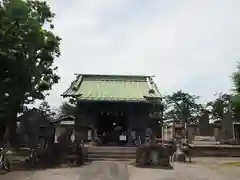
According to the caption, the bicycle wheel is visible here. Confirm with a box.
[29,150,37,166]
[3,157,11,172]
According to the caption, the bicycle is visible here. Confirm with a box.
[0,144,11,172]
[28,148,38,166]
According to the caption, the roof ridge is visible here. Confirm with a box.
[74,73,154,77]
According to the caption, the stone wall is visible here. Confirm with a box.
[190,144,240,157]
[162,124,222,143]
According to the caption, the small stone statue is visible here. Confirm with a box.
[172,144,186,162]
[172,140,191,163]
[181,141,192,163]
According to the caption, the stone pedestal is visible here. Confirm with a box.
[175,151,186,162]
[173,146,186,162]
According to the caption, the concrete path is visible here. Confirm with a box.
[0,161,129,180]
[129,158,240,180]
[1,158,240,180]
[129,163,229,180]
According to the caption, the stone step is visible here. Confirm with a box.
[85,146,137,152]
[86,153,135,159]
[84,146,136,161]
[86,150,136,154]
[85,157,134,162]
[192,141,220,145]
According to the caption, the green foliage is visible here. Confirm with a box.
[0,0,61,123]
[59,101,77,118]
[231,62,240,122]
[232,62,240,94]
[206,93,230,120]
[163,90,202,123]
[38,100,56,117]
[232,100,240,122]
[206,93,240,122]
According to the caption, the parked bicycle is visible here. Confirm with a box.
[28,148,38,165]
[0,144,11,172]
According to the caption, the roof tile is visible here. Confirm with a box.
[62,75,161,102]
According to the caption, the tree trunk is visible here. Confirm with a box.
[3,99,22,148]
[7,115,17,148]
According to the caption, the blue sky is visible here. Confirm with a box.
[44,0,240,108]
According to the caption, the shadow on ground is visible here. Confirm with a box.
[128,161,174,170]
[9,158,92,172]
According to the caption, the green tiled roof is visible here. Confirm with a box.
[62,74,161,102]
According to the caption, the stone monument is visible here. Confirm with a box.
[221,110,234,140]
[193,109,219,145]
[199,109,213,136]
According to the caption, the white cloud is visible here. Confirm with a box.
[44,0,240,108]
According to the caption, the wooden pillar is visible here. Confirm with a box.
[92,128,98,141]
[141,128,146,143]
[126,116,133,146]
[126,128,131,145]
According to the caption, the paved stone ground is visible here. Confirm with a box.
[1,158,240,180]
[129,157,240,180]
[0,161,128,180]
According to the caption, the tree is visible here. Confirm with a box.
[206,93,230,121]
[232,62,240,94]
[231,99,240,122]
[0,0,61,144]
[38,100,56,117]
[163,90,202,142]
[59,101,77,118]
[232,62,240,122]
[207,93,240,122]
[232,62,240,121]
[163,90,202,123]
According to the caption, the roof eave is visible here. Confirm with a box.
[76,99,152,103]
[61,93,82,98]
[143,96,162,100]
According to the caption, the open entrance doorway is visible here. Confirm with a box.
[234,123,240,144]
[97,112,127,145]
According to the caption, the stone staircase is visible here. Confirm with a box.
[84,145,137,162]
